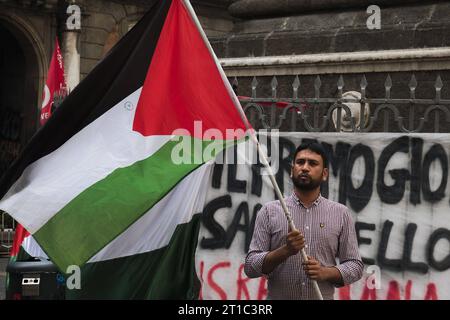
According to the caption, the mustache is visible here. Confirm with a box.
[298,173,310,178]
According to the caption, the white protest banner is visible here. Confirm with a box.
[197,132,450,300]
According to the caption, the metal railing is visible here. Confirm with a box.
[234,73,450,132]
[0,210,15,254]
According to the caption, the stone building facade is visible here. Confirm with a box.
[214,0,450,133]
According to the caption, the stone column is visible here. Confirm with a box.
[62,31,80,92]
[61,0,81,92]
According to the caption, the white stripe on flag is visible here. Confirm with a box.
[22,235,48,259]
[0,87,173,233]
[88,161,212,263]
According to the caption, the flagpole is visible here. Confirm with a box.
[183,0,324,300]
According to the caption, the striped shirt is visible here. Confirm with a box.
[244,193,363,300]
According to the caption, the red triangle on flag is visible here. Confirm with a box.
[133,0,247,139]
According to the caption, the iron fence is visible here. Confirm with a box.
[234,73,450,133]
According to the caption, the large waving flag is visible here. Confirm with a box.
[0,0,249,299]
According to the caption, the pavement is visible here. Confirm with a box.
[0,256,8,300]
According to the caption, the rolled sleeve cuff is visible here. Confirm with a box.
[245,252,271,278]
[334,260,364,287]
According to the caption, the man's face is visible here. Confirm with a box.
[291,149,328,191]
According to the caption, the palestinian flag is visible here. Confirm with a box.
[0,0,249,299]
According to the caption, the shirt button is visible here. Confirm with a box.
[302,282,305,286]
[305,226,309,230]
[306,209,310,213]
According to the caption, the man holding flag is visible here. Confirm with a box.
[245,142,363,299]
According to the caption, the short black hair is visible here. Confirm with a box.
[293,142,328,168]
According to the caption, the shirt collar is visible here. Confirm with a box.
[290,192,323,208]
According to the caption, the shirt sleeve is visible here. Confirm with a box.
[334,208,364,287]
[244,205,272,278]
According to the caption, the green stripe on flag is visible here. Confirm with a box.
[34,137,235,272]
[66,214,202,299]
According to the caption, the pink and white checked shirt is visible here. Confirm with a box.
[245,193,363,300]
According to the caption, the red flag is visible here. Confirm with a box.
[40,37,67,125]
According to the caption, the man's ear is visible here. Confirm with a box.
[290,165,293,178]
[322,167,329,181]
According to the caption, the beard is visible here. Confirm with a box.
[292,173,323,191]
